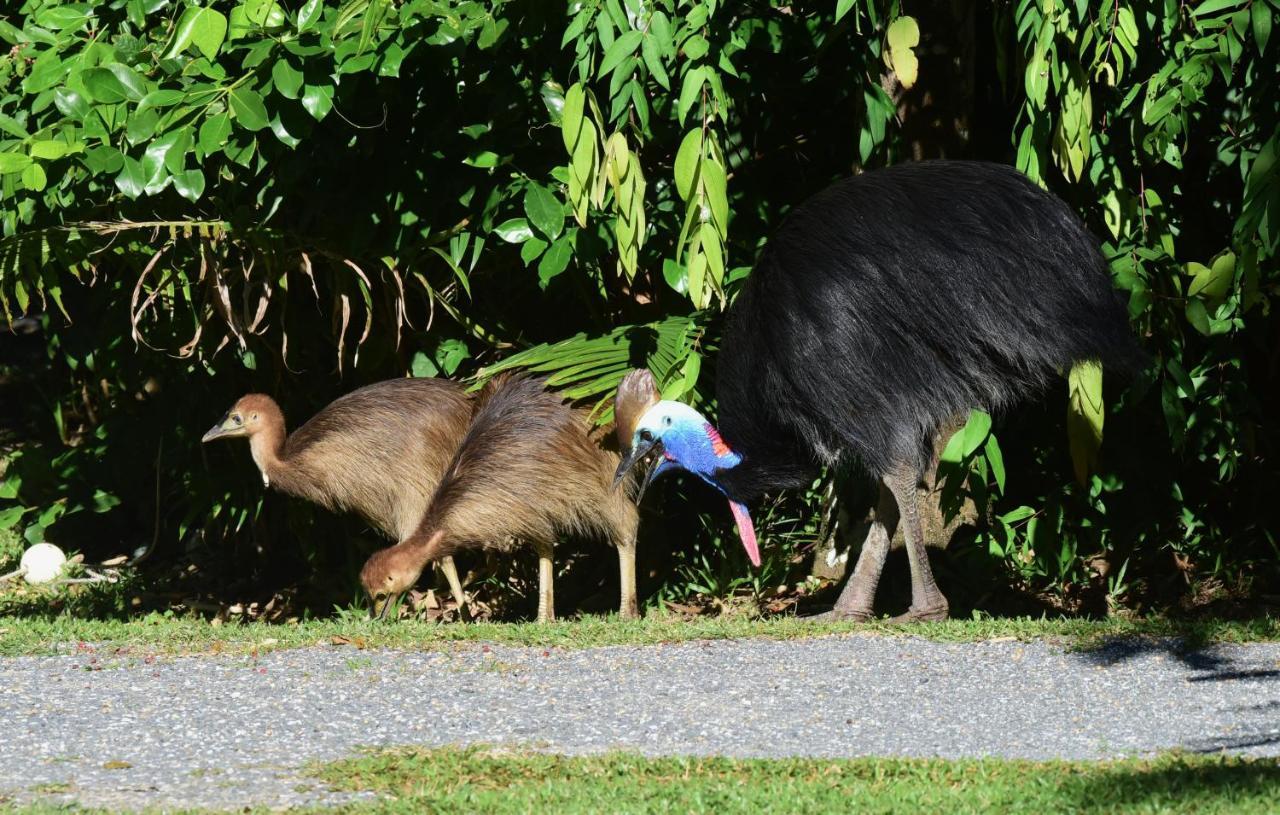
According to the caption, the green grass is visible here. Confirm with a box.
[0,611,1277,657]
[306,746,1280,814]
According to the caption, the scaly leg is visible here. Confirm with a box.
[617,539,639,620]
[438,555,470,622]
[884,463,949,621]
[536,542,556,623]
[814,483,899,621]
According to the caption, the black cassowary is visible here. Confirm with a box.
[614,160,1144,621]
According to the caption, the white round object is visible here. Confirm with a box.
[20,543,67,585]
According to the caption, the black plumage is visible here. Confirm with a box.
[715,160,1144,501]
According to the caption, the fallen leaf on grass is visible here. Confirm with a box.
[331,635,368,649]
[102,760,132,770]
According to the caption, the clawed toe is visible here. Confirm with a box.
[888,604,949,623]
[808,607,873,623]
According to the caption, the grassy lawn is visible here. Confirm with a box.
[308,746,1280,814]
[0,611,1277,657]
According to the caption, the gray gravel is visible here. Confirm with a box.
[1,634,1278,810]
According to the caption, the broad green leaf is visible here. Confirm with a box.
[598,30,643,78]
[985,433,1006,494]
[662,259,688,294]
[538,236,573,286]
[687,251,707,308]
[23,53,67,94]
[562,83,586,152]
[228,87,269,130]
[674,129,702,201]
[199,113,233,155]
[1191,0,1247,15]
[174,169,206,201]
[886,16,920,88]
[836,0,857,22]
[115,155,145,198]
[81,64,148,103]
[30,141,70,160]
[701,159,729,233]
[959,410,993,457]
[0,153,33,174]
[524,184,565,240]
[21,162,47,192]
[1252,2,1272,52]
[494,219,534,243]
[1187,252,1236,301]
[298,0,323,31]
[166,7,228,60]
[1066,361,1104,486]
[301,84,334,120]
[677,66,705,124]
[641,35,670,90]
[271,59,304,99]
[520,236,548,265]
[1185,298,1211,335]
[53,88,90,120]
[699,222,724,283]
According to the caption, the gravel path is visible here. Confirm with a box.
[2,634,1278,810]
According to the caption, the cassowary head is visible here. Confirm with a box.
[612,370,760,567]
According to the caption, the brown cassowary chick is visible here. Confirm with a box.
[201,378,477,615]
[360,374,640,622]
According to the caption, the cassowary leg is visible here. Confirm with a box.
[438,556,470,622]
[885,465,950,622]
[820,483,899,621]
[617,539,639,620]
[536,542,556,623]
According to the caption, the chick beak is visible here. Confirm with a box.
[201,414,235,443]
[371,593,397,621]
[613,438,660,495]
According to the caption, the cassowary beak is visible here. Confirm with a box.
[201,414,238,443]
[613,437,661,499]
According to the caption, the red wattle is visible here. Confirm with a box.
[728,500,760,567]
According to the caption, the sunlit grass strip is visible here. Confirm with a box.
[0,613,1277,657]
[311,746,1280,815]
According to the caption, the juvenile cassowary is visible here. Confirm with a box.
[361,374,641,622]
[615,161,1143,621]
[201,378,478,616]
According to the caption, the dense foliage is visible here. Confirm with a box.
[0,0,1276,617]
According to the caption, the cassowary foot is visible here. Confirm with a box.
[808,607,873,623]
[887,603,950,623]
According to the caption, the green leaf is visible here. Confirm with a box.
[836,0,857,23]
[985,433,1006,494]
[524,184,565,240]
[674,130,702,201]
[301,84,334,121]
[1066,361,1104,486]
[174,169,206,201]
[699,222,723,283]
[1192,0,1246,15]
[228,87,269,130]
[520,236,548,265]
[199,113,233,156]
[1252,1,1272,51]
[270,59,304,100]
[494,218,534,243]
[411,350,440,378]
[53,88,90,120]
[29,141,70,160]
[641,35,670,90]
[81,64,148,103]
[598,30,644,78]
[298,0,323,31]
[677,66,705,124]
[701,159,729,233]
[886,16,920,88]
[959,410,993,458]
[21,162,47,192]
[115,155,145,199]
[165,7,228,60]
[662,259,688,294]
[1185,298,1211,335]
[538,236,573,286]
[562,83,586,152]
[0,152,32,174]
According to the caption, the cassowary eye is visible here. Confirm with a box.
[231,414,243,425]
[639,428,654,442]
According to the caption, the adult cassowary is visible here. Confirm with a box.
[614,160,1144,621]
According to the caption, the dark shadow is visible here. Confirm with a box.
[1071,635,1280,684]
[1061,759,1280,812]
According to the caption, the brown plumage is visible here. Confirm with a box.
[201,378,477,614]
[359,374,640,622]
